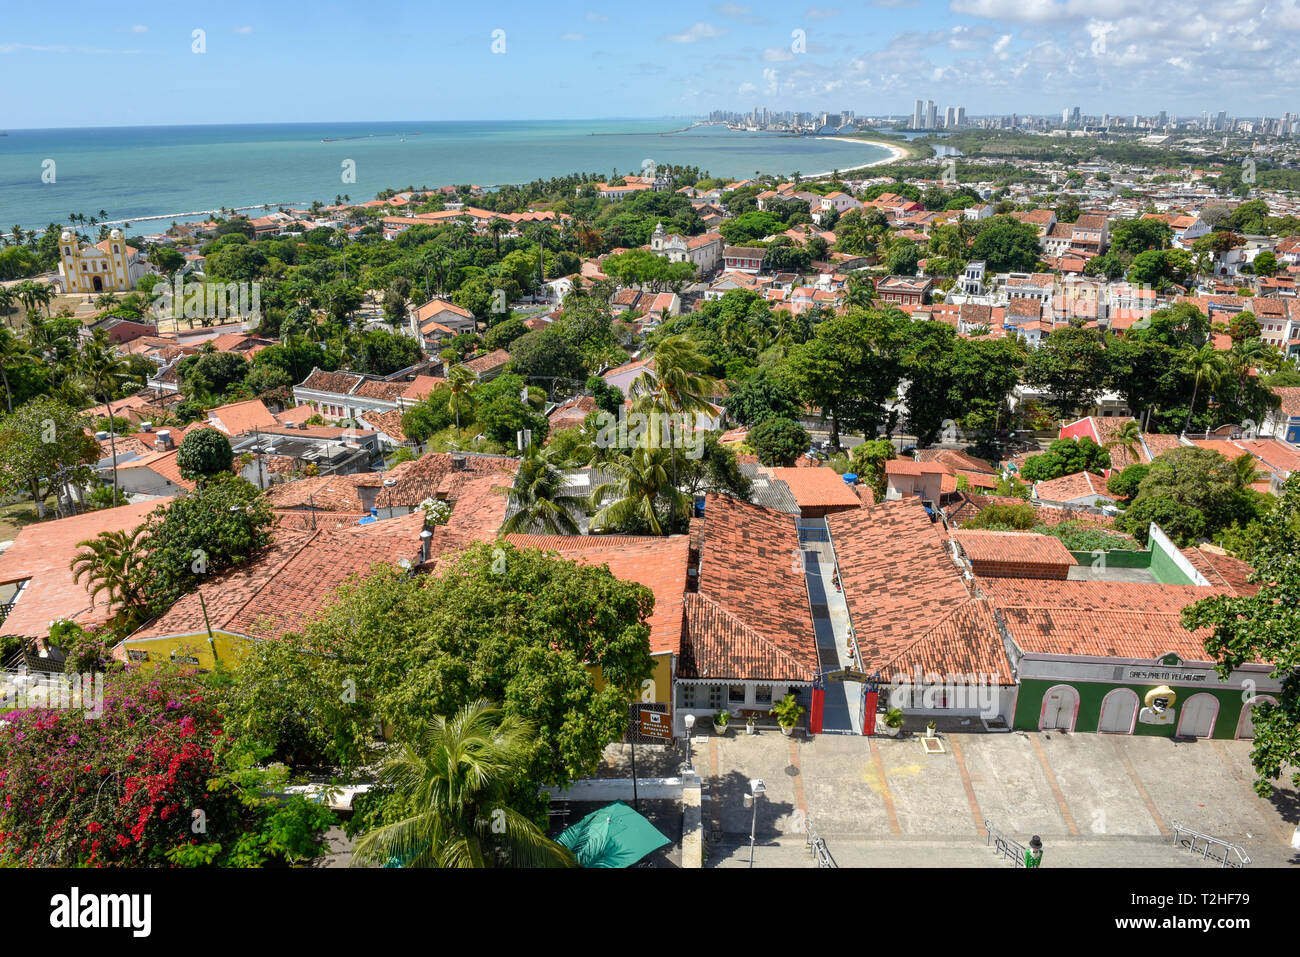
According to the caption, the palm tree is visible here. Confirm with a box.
[487,218,510,258]
[630,334,719,416]
[0,286,15,326]
[446,364,475,431]
[1181,343,1229,433]
[78,330,133,506]
[497,444,585,535]
[1104,419,1144,469]
[349,700,574,869]
[844,275,876,310]
[1227,452,1266,491]
[70,526,150,617]
[588,446,692,536]
[31,282,54,317]
[0,327,37,412]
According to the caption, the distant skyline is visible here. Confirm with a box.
[6,0,1300,128]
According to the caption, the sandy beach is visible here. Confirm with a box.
[805,137,910,177]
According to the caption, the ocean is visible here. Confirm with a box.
[0,119,896,233]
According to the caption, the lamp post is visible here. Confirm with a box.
[745,778,766,868]
[683,713,696,775]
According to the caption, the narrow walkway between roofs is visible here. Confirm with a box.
[800,519,862,735]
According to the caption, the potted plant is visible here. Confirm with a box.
[713,710,730,736]
[746,713,758,735]
[926,719,937,739]
[881,708,903,737]
[770,693,806,736]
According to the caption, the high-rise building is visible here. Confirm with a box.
[944,106,956,128]
[913,99,924,130]
[956,106,966,126]
[925,100,937,129]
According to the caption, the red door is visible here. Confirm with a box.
[863,689,878,736]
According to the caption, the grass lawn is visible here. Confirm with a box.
[0,498,56,543]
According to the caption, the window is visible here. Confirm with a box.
[707,685,723,710]
[728,685,746,705]
[127,649,149,663]
[755,685,773,705]
[679,685,697,709]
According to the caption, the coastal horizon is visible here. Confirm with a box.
[0,118,907,232]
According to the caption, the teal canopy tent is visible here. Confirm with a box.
[555,801,670,868]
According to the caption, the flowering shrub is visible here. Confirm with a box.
[0,666,333,868]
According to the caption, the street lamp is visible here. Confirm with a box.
[683,713,696,775]
[744,778,766,868]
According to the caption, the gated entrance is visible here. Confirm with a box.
[811,668,886,736]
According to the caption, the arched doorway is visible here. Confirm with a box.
[92,276,103,292]
[1176,692,1219,738]
[1039,684,1078,731]
[1098,688,1139,734]
[1236,695,1279,739]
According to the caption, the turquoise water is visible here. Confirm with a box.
[0,119,893,232]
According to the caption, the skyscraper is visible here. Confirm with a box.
[944,106,957,128]
[913,99,924,130]
[956,106,966,126]
[925,100,937,129]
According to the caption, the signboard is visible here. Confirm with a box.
[638,709,672,740]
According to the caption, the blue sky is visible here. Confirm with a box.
[4,0,1298,128]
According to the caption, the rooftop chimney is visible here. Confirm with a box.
[451,453,467,471]
[155,429,174,450]
[419,528,433,564]
[140,421,153,433]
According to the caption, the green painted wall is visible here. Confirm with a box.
[1014,678,1247,739]
[1149,543,1192,584]
[1069,549,1151,569]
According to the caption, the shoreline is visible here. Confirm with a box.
[803,137,910,177]
[8,133,923,237]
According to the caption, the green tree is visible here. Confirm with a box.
[848,438,895,502]
[969,217,1042,273]
[498,444,586,535]
[137,475,275,613]
[0,397,98,518]
[589,446,693,536]
[78,329,134,506]
[749,417,809,467]
[350,700,574,868]
[176,427,234,483]
[1024,326,1110,419]
[1181,474,1300,796]
[1020,437,1111,482]
[69,525,151,628]
[725,369,803,427]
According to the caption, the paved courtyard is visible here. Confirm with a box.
[697,729,1300,868]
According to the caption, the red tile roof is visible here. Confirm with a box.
[128,513,428,643]
[827,500,1009,681]
[977,577,1232,662]
[0,500,168,641]
[765,466,862,509]
[682,494,817,681]
[503,534,690,656]
[208,399,277,436]
[954,530,1078,568]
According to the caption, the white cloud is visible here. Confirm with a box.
[805,6,840,18]
[764,46,795,61]
[560,32,584,41]
[585,10,610,21]
[233,25,253,34]
[716,2,758,20]
[663,22,726,43]
[993,33,1012,58]
[738,81,758,93]
[130,24,148,33]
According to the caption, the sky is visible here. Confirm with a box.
[4,0,1300,128]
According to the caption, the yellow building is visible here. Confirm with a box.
[56,228,148,294]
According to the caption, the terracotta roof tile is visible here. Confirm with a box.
[0,500,168,641]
